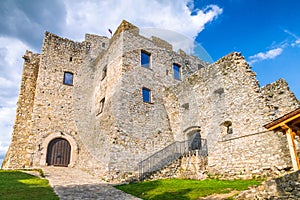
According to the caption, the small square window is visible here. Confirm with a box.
[173,63,181,80]
[198,64,204,70]
[141,51,151,68]
[142,88,151,103]
[102,42,106,48]
[63,72,73,85]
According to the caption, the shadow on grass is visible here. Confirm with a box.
[1,170,140,199]
[115,178,262,200]
[148,189,192,200]
[115,180,193,200]
[0,170,58,200]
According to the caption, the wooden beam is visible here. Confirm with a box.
[280,123,289,130]
[268,113,300,131]
[286,128,300,171]
[291,118,300,125]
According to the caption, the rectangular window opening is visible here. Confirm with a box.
[141,51,151,68]
[101,65,107,80]
[69,57,73,62]
[63,72,73,85]
[142,87,151,103]
[173,63,181,80]
[96,98,105,116]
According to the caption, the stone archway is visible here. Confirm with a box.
[46,138,71,167]
[183,126,202,151]
[40,133,78,167]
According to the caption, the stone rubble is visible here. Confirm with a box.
[236,170,300,199]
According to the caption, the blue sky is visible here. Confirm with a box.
[197,0,300,96]
[0,0,299,165]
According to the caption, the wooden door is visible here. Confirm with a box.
[46,138,71,167]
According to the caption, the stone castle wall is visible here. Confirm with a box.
[73,29,125,175]
[163,53,266,145]
[208,131,291,179]
[109,30,209,174]
[28,32,88,167]
[261,78,299,121]
[73,26,208,177]
[2,51,40,168]
[3,20,299,182]
[163,52,299,177]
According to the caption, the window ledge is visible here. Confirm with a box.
[143,101,154,104]
[63,83,74,86]
[141,65,153,71]
[174,78,182,81]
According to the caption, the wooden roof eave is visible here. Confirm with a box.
[264,108,300,129]
[265,113,300,131]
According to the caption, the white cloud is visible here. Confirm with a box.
[249,29,300,65]
[62,0,221,63]
[283,29,300,48]
[0,106,16,157]
[0,0,66,49]
[291,39,300,47]
[63,0,222,41]
[0,0,223,166]
[0,37,29,166]
[248,47,283,64]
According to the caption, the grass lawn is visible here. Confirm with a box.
[115,178,261,200]
[0,170,58,200]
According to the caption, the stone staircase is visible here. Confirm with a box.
[138,139,208,180]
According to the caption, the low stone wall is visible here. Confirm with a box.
[237,170,300,199]
[208,131,292,180]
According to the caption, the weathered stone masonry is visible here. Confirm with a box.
[3,51,40,168]
[3,20,299,182]
[163,52,299,178]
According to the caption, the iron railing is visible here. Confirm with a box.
[138,139,207,180]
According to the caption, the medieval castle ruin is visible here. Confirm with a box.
[3,20,299,182]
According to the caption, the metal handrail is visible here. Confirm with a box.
[138,138,207,180]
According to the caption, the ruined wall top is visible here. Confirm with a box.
[215,52,249,67]
[113,20,139,36]
[150,36,173,51]
[43,31,90,54]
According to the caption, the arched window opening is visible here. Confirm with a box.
[221,121,233,135]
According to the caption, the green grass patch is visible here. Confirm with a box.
[115,178,261,200]
[0,170,58,200]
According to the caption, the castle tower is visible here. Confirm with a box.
[2,51,40,168]
[3,20,299,182]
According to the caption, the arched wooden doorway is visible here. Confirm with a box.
[46,138,71,167]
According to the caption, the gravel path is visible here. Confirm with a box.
[42,167,141,200]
